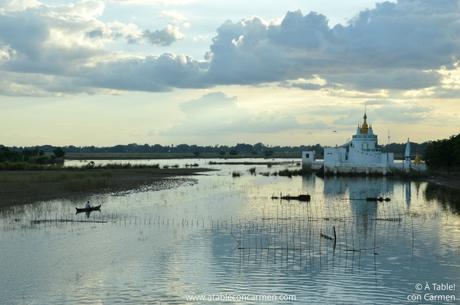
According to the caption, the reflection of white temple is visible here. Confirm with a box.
[302,113,427,175]
[322,176,394,199]
[322,177,394,236]
[405,181,411,209]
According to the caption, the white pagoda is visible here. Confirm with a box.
[302,113,426,175]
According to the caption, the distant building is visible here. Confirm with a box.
[302,113,427,175]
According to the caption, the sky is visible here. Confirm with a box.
[0,0,459,146]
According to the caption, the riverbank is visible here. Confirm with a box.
[209,160,299,165]
[425,171,460,191]
[0,167,211,207]
[270,166,460,191]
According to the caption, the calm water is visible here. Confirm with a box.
[0,159,459,304]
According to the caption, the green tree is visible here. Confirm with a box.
[424,134,460,170]
[264,149,274,157]
[53,147,65,158]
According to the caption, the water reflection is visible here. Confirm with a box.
[405,181,412,209]
[425,183,460,214]
[0,159,459,305]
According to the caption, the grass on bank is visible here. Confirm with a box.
[0,166,211,207]
[0,161,165,171]
[0,166,210,184]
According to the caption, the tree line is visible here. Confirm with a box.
[2,135,458,170]
[0,146,65,164]
[1,141,428,158]
[424,134,460,170]
[2,143,324,157]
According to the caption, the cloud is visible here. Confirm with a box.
[0,0,41,12]
[280,76,329,90]
[110,0,196,5]
[1,0,460,95]
[79,53,207,91]
[164,92,328,135]
[179,91,235,112]
[366,102,432,123]
[326,69,442,91]
[84,21,144,44]
[205,1,460,90]
[0,45,15,62]
[296,99,432,128]
[143,25,184,46]
[326,100,432,126]
[161,10,187,23]
[0,0,187,94]
[0,70,106,96]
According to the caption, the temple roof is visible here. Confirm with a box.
[358,112,372,134]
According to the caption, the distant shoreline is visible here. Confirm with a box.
[64,152,301,160]
[0,167,212,208]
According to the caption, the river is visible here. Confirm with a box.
[0,159,459,304]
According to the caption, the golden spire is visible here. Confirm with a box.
[361,112,369,134]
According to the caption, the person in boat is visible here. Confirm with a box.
[85,201,91,209]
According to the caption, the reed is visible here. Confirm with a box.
[276,168,313,177]
[232,171,241,178]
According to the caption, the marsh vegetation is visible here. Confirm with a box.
[0,167,210,207]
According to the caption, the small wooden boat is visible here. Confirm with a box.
[75,204,101,213]
[272,194,311,202]
[366,197,391,202]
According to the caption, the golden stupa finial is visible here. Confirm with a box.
[361,111,369,134]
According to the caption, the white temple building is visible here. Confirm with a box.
[302,113,426,175]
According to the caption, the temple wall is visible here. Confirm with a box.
[324,165,390,175]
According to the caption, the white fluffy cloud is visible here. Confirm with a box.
[1,0,460,95]
[205,1,460,90]
[0,0,185,74]
[0,0,41,12]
